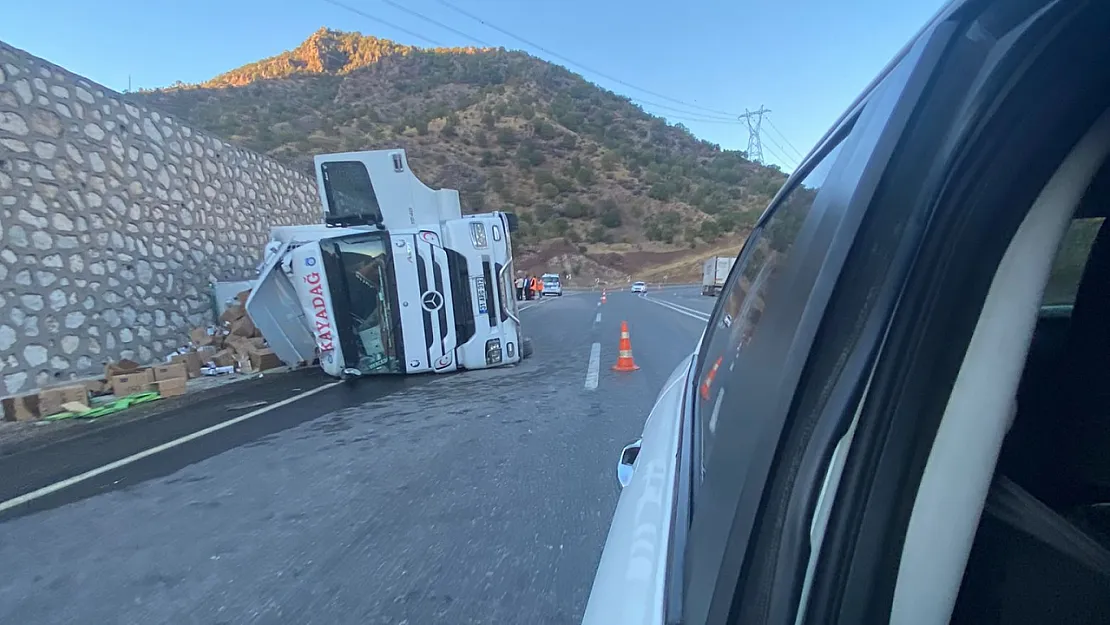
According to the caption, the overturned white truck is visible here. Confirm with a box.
[247,149,528,379]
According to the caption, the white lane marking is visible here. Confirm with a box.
[585,342,601,390]
[594,312,602,324]
[519,298,548,312]
[644,296,712,322]
[0,381,343,514]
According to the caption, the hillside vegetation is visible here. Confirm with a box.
[135,28,787,281]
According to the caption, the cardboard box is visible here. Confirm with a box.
[189,327,223,348]
[220,305,245,325]
[156,377,187,398]
[249,348,282,371]
[226,336,266,357]
[39,384,90,417]
[110,369,155,397]
[235,351,257,374]
[152,362,188,382]
[170,352,204,379]
[208,349,237,368]
[229,314,257,338]
[105,359,141,379]
[61,401,91,414]
[84,378,110,397]
[2,393,40,421]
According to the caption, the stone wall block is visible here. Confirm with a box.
[0,40,319,394]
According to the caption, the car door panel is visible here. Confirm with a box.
[582,355,694,625]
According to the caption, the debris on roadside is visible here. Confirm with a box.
[1,289,287,424]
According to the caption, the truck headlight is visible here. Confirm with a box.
[470,222,488,249]
[485,338,502,364]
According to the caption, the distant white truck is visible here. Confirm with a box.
[701,255,735,296]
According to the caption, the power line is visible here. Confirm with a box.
[375,0,492,47]
[765,118,805,161]
[339,0,746,125]
[323,0,799,160]
[628,98,742,123]
[760,133,798,170]
[430,0,742,119]
[322,0,446,47]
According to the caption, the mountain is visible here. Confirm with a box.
[133,28,787,282]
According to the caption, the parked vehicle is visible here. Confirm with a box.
[630,281,647,294]
[584,2,1110,623]
[248,149,528,379]
[541,273,563,296]
[701,255,735,296]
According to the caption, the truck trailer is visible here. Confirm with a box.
[701,255,735,296]
[247,149,528,379]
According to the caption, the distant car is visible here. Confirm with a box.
[541,273,562,296]
[630,281,646,293]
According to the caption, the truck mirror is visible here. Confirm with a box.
[504,212,520,233]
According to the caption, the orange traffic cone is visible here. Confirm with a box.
[601,292,607,304]
[612,321,640,372]
[700,356,723,400]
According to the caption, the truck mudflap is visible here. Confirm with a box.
[246,250,319,368]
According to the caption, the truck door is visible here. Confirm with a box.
[389,232,459,373]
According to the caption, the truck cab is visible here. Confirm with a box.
[247,149,524,378]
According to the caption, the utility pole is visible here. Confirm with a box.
[738,106,771,164]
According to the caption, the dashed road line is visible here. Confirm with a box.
[585,342,601,390]
[594,312,602,324]
[643,296,713,322]
[0,381,343,514]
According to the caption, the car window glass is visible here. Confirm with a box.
[695,141,846,467]
[1042,217,1104,306]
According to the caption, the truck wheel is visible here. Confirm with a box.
[521,337,534,359]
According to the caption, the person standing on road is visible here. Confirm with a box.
[531,275,543,299]
[515,274,525,301]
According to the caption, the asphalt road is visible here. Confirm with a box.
[0,285,719,624]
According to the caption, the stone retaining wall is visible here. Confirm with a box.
[0,41,320,395]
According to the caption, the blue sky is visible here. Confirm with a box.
[3,0,945,172]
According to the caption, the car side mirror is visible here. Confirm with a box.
[617,438,642,489]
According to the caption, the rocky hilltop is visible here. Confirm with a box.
[134,28,784,281]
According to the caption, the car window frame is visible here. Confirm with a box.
[676,117,861,623]
[663,149,833,622]
[677,10,959,619]
[689,144,846,488]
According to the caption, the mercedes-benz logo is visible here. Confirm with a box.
[421,290,444,312]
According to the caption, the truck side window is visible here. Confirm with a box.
[321,160,381,223]
[695,139,846,466]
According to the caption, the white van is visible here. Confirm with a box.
[541,273,562,296]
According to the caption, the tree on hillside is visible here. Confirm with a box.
[132,28,791,266]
